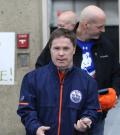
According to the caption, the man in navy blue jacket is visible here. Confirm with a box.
[17,28,100,135]
[35,5,120,135]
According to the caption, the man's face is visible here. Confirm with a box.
[86,17,106,39]
[50,36,75,70]
[57,19,75,31]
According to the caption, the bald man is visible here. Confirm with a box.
[74,5,120,135]
[57,11,77,30]
[76,5,105,40]
[35,10,77,68]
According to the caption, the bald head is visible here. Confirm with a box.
[80,5,106,23]
[77,5,106,40]
[57,11,77,30]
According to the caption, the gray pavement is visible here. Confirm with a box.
[104,99,120,135]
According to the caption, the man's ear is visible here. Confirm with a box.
[82,20,88,29]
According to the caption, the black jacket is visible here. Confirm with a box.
[35,35,120,97]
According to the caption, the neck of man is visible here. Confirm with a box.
[57,62,73,73]
[76,27,90,41]
[77,32,90,41]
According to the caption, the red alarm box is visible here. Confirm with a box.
[17,34,29,48]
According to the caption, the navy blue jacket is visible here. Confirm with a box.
[17,63,100,135]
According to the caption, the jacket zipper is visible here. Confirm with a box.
[57,71,64,135]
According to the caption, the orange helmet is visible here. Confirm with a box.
[99,88,117,111]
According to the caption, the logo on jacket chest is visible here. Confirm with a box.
[70,90,82,103]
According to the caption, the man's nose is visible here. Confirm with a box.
[59,50,64,55]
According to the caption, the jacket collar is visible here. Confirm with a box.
[48,61,74,75]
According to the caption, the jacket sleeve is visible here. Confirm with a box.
[35,43,51,68]
[110,47,120,96]
[80,78,101,125]
[17,73,41,135]
[103,36,120,96]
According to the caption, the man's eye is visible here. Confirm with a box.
[58,24,64,28]
[97,26,104,29]
[64,47,69,50]
[53,47,59,50]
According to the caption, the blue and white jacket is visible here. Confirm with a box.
[17,62,100,135]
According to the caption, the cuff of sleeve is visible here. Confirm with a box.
[34,124,41,135]
[30,123,41,135]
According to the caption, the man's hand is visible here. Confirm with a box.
[74,117,92,132]
[36,126,50,135]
